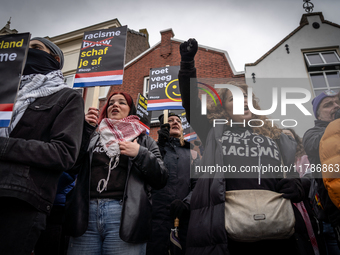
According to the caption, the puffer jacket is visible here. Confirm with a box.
[0,88,84,214]
[319,118,340,209]
[303,120,340,226]
[64,130,168,243]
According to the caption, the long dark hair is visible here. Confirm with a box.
[98,92,137,124]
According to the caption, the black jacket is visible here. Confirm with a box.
[178,61,301,255]
[0,88,85,214]
[64,130,168,243]
[152,138,198,217]
[147,138,199,254]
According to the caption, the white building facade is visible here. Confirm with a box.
[245,12,340,136]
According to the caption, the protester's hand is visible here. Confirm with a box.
[85,107,99,126]
[170,199,190,219]
[276,178,304,203]
[334,108,340,120]
[180,38,198,62]
[158,123,170,146]
[119,139,140,157]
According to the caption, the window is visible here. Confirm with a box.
[305,51,340,67]
[143,76,150,98]
[304,50,340,96]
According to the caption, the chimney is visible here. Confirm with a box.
[160,28,174,59]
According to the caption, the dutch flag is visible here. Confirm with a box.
[73,70,123,88]
[0,103,13,127]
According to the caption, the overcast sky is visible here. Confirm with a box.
[2,0,340,72]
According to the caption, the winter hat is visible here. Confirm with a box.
[31,37,64,69]
[158,112,181,124]
[312,89,338,118]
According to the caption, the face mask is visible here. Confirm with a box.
[23,48,60,75]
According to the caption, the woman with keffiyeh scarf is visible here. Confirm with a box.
[66,92,168,255]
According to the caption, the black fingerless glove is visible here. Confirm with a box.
[157,123,170,146]
[170,199,190,219]
[179,38,198,62]
[276,178,305,203]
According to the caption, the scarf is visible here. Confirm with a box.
[96,115,147,193]
[0,70,69,137]
[23,48,61,75]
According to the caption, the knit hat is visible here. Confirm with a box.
[312,90,338,118]
[31,37,64,69]
[158,112,181,124]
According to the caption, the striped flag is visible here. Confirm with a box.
[147,98,184,111]
[0,103,13,127]
[74,70,123,88]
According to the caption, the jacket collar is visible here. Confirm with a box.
[315,119,330,128]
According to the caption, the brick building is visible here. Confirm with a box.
[106,28,245,141]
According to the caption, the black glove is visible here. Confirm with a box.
[335,108,340,119]
[276,178,304,203]
[157,123,170,146]
[170,199,189,219]
[179,38,198,62]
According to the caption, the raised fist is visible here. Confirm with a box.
[180,38,198,62]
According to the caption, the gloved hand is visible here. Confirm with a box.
[179,38,198,62]
[157,123,170,146]
[334,225,340,249]
[276,178,304,203]
[334,108,340,119]
[170,199,190,219]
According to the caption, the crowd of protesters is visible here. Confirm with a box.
[0,37,340,255]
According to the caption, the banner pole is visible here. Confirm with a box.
[92,86,100,108]
[163,109,169,124]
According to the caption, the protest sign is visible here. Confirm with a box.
[179,111,197,141]
[147,66,183,111]
[136,93,151,134]
[0,33,30,127]
[73,26,127,88]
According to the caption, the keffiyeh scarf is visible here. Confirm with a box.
[0,70,69,137]
[96,115,147,193]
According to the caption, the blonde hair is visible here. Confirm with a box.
[206,81,282,139]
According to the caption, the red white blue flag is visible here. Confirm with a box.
[0,104,13,127]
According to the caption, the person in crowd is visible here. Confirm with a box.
[146,112,199,255]
[303,90,340,254]
[319,108,340,210]
[178,38,304,255]
[0,37,85,255]
[283,128,327,255]
[282,129,310,177]
[319,107,340,254]
[65,92,168,255]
